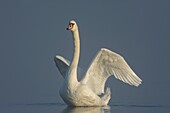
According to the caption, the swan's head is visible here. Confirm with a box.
[67,20,78,32]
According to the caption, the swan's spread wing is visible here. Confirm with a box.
[54,55,70,78]
[54,55,85,80]
[81,48,142,95]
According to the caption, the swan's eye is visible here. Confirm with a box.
[69,23,75,26]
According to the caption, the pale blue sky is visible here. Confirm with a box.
[0,0,170,106]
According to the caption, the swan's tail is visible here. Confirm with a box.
[101,87,111,106]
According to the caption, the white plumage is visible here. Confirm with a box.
[54,20,142,106]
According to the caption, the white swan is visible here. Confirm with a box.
[54,20,142,106]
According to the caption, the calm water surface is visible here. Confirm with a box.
[1,103,170,113]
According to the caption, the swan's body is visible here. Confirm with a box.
[54,20,142,106]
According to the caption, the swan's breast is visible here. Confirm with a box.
[59,83,102,106]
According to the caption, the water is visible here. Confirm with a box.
[1,103,170,113]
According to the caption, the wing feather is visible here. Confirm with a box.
[81,48,142,95]
[54,55,70,78]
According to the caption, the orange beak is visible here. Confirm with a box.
[67,24,73,30]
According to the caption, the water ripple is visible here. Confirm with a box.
[111,104,170,108]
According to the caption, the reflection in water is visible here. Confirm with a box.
[61,106,110,113]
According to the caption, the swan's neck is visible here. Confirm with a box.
[68,29,80,87]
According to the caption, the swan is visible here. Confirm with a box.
[54,20,142,106]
